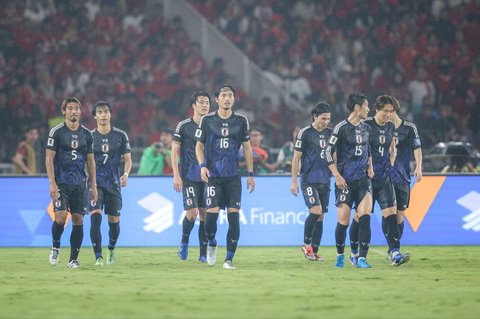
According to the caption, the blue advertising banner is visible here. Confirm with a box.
[0,176,479,247]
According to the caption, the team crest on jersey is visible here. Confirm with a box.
[71,140,78,149]
[379,135,386,144]
[355,135,362,144]
[319,139,326,148]
[102,144,109,153]
[221,128,229,137]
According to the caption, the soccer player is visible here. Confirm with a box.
[290,102,332,262]
[172,91,211,262]
[195,84,255,270]
[350,95,408,266]
[46,97,98,268]
[89,101,132,266]
[326,93,374,269]
[389,96,422,248]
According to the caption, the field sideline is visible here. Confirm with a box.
[0,246,479,319]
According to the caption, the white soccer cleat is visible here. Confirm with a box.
[223,260,236,270]
[206,245,217,266]
[49,248,60,266]
[67,260,80,268]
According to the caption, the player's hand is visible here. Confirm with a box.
[247,176,255,193]
[290,181,298,196]
[120,173,128,187]
[91,184,99,203]
[173,175,183,192]
[414,167,423,182]
[200,167,210,183]
[49,182,59,201]
[335,174,347,189]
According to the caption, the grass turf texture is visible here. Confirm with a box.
[0,246,479,319]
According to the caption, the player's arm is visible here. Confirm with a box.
[195,140,209,183]
[367,155,374,179]
[45,149,58,200]
[326,142,346,189]
[120,152,132,187]
[290,150,302,196]
[171,141,183,192]
[12,147,33,175]
[389,138,397,166]
[87,153,98,202]
[413,148,423,182]
[242,140,255,193]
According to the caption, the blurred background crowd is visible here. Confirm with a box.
[1,0,479,175]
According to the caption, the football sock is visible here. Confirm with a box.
[311,220,323,253]
[385,214,401,251]
[181,216,195,244]
[398,220,405,239]
[303,213,317,245]
[358,215,371,258]
[349,218,360,252]
[70,225,83,261]
[335,223,348,255]
[51,221,64,249]
[198,220,207,256]
[90,214,102,257]
[226,212,240,256]
[205,213,218,246]
[382,217,393,252]
[108,222,120,250]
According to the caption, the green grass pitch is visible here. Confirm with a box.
[0,246,479,319]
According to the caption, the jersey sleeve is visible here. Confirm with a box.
[46,128,59,151]
[241,116,250,142]
[121,131,131,154]
[326,126,340,165]
[173,121,183,144]
[410,123,422,150]
[195,117,206,143]
[86,129,94,154]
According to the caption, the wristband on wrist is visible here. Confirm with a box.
[123,173,129,177]
[248,172,254,177]
[199,163,206,169]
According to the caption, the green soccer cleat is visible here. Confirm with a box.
[106,250,116,265]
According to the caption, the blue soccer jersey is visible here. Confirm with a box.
[326,119,371,183]
[390,120,422,184]
[173,118,203,182]
[195,111,249,177]
[295,125,332,184]
[92,127,130,189]
[364,117,395,181]
[46,122,93,186]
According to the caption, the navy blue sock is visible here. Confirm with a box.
[385,215,400,250]
[226,213,240,260]
[335,223,348,255]
[70,225,83,261]
[398,220,405,239]
[303,213,317,245]
[51,221,64,249]
[90,214,102,258]
[198,220,207,256]
[311,220,323,253]
[349,218,359,253]
[205,213,218,246]
[382,217,393,252]
[108,222,120,250]
[358,215,371,258]
[181,216,195,244]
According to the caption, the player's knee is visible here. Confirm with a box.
[108,215,120,223]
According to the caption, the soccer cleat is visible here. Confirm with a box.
[198,255,207,263]
[178,242,189,260]
[391,252,409,267]
[206,245,217,266]
[95,256,105,266]
[105,249,116,265]
[356,257,372,268]
[349,251,359,266]
[313,253,324,262]
[49,248,60,266]
[67,260,80,268]
[301,244,315,261]
[223,260,236,270]
[335,254,345,268]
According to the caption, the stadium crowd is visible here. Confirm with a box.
[1,0,479,172]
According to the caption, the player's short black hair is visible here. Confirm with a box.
[92,100,112,116]
[390,95,400,112]
[214,84,235,97]
[160,127,174,135]
[374,95,395,111]
[346,93,368,113]
[61,97,81,113]
[190,91,211,106]
[311,102,331,117]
